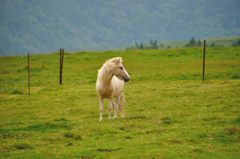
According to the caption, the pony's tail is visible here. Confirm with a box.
[118,92,126,118]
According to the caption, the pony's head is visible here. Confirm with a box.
[106,57,131,82]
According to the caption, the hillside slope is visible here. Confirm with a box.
[0,0,240,55]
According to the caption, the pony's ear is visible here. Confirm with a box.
[111,57,122,64]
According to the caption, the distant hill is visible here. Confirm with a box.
[0,0,240,55]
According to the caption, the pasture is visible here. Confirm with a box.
[0,47,240,158]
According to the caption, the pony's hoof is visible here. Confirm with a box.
[99,117,103,122]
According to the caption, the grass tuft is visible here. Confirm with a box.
[124,136,132,139]
[80,156,94,159]
[191,148,204,153]
[128,115,148,120]
[161,117,174,124]
[168,139,182,144]
[97,148,121,152]
[24,121,71,132]
[233,117,240,125]
[10,89,23,95]
[231,73,240,79]
[14,143,33,150]
[226,127,240,136]
[64,132,82,140]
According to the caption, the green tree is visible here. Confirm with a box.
[236,39,240,46]
[189,37,196,46]
[149,40,158,49]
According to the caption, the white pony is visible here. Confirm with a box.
[96,57,131,122]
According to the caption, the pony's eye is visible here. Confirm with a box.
[119,66,123,70]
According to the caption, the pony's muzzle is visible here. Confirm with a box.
[124,76,130,82]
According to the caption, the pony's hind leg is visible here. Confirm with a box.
[113,93,125,119]
[99,97,104,122]
[118,93,125,118]
[114,96,120,118]
[108,99,114,119]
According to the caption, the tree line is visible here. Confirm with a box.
[128,37,240,50]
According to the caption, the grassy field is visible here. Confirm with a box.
[0,47,240,159]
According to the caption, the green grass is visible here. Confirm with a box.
[0,47,240,159]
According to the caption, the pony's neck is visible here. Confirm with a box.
[99,66,114,85]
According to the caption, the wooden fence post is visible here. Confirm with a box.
[202,40,206,81]
[62,48,64,71]
[59,48,64,85]
[27,52,30,95]
[59,48,62,84]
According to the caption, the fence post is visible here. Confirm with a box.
[59,48,62,84]
[202,40,206,81]
[59,48,64,85]
[62,48,64,71]
[27,52,30,95]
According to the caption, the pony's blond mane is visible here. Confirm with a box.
[99,57,123,72]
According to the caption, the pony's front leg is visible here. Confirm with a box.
[99,97,104,122]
